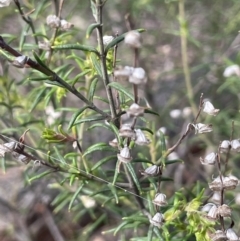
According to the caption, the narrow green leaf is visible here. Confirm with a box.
[90,53,102,77]
[113,221,129,236]
[30,88,47,112]
[86,23,101,38]
[32,51,52,71]
[74,116,105,126]
[91,155,116,171]
[28,76,53,81]
[105,29,145,53]
[83,142,116,157]
[112,160,120,186]
[87,123,112,132]
[68,106,89,130]
[28,170,54,183]
[52,44,99,54]
[126,163,142,194]
[88,77,98,102]
[108,183,119,204]
[144,108,159,116]
[132,158,152,164]
[68,183,84,211]
[71,69,92,86]
[90,0,97,21]
[108,82,134,100]
[165,159,184,165]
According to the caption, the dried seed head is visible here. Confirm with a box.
[60,19,74,31]
[170,109,182,119]
[200,152,217,165]
[12,55,28,68]
[223,175,239,190]
[117,145,132,163]
[193,123,213,134]
[150,212,165,228]
[0,0,11,7]
[46,15,60,28]
[203,101,219,116]
[129,67,147,85]
[126,103,145,117]
[12,152,30,164]
[201,203,216,213]
[211,192,221,204]
[124,30,142,48]
[119,124,135,139]
[206,204,218,220]
[217,204,231,217]
[209,230,227,241]
[231,139,240,152]
[135,129,150,146]
[220,140,231,153]
[103,35,114,45]
[223,65,240,77]
[153,193,167,207]
[109,138,118,148]
[226,228,239,241]
[38,41,51,51]
[140,165,160,176]
[114,66,134,77]
[209,176,223,191]
[0,141,17,157]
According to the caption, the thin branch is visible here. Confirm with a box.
[13,0,38,46]
[0,36,110,119]
[96,0,117,120]
[47,0,66,64]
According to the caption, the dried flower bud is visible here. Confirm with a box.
[170,109,182,119]
[0,0,11,7]
[223,175,238,190]
[211,192,221,204]
[209,230,227,241]
[193,123,213,134]
[46,15,60,28]
[231,139,240,152]
[223,65,240,77]
[0,141,17,157]
[60,19,74,31]
[201,203,216,213]
[38,41,51,51]
[129,67,147,85]
[109,138,118,148]
[203,101,219,116]
[206,204,218,220]
[150,212,164,228]
[220,140,231,153]
[124,30,141,48]
[182,107,192,118]
[127,103,145,117]
[103,35,114,45]
[200,152,217,165]
[217,204,231,217]
[117,145,132,163]
[119,124,135,139]
[209,176,223,191]
[153,193,167,206]
[140,165,160,176]
[12,55,28,68]
[226,228,239,241]
[135,129,150,146]
[12,152,30,164]
[114,66,134,77]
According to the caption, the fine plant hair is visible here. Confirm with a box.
[0,1,240,241]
